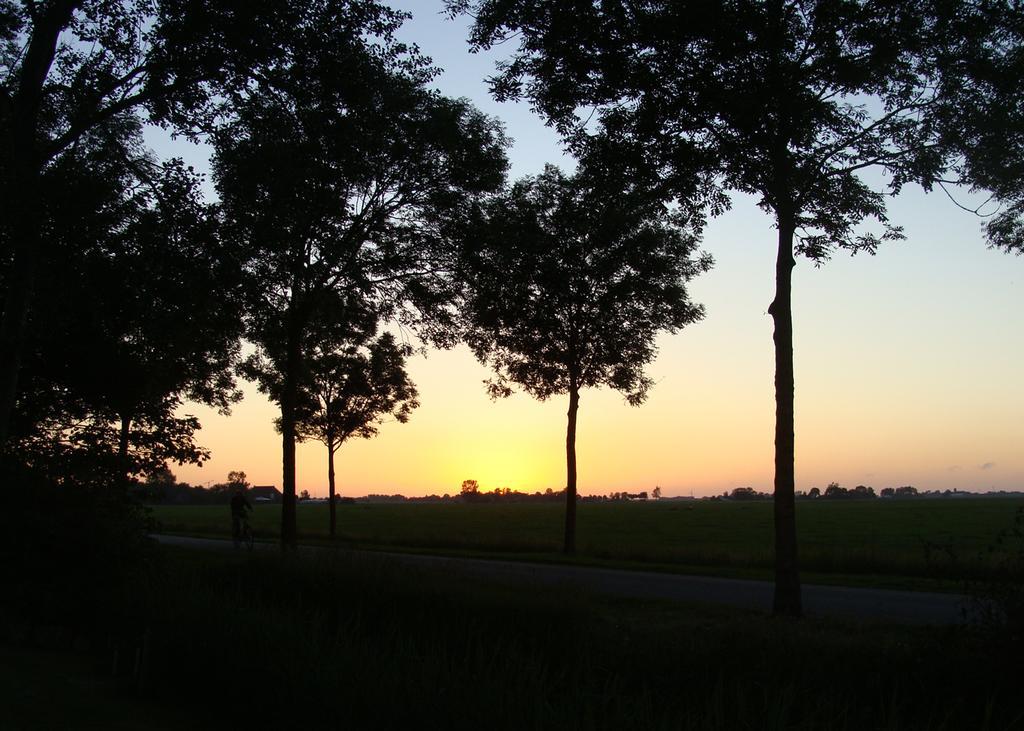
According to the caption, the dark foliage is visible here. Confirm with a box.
[297,327,419,535]
[0,0,358,447]
[463,165,709,404]
[461,164,708,552]
[0,463,156,638]
[447,0,1018,616]
[297,331,419,449]
[215,3,508,547]
[6,134,242,482]
[822,482,877,500]
[135,468,253,505]
[930,3,1024,254]
[966,507,1024,648]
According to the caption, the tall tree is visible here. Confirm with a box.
[448,0,1001,614]
[461,165,709,554]
[215,7,508,549]
[297,330,418,538]
[0,0,364,453]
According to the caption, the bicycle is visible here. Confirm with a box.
[233,513,255,551]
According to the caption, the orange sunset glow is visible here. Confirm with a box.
[144,4,1019,502]
[176,188,1023,498]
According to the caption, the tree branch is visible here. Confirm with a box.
[811,93,933,172]
[937,182,999,217]
[13,0,80,129]
[44,76,193,160]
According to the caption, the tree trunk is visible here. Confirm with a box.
[118,413,132,482]
[0,1,77,456]
[327,437,336,538]
[0,152,41,456]
[769,217,801,617]
[563,385,580,555]
[280,301,301,551]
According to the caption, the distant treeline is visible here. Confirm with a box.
[358,487,652,504]
[719,483,1023,501]
[132,469,291,505]
[718,484,887,501]
[133,469,248,505]
[137,470,1021,505]
[133,471,659,506]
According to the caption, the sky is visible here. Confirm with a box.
[162,2,1022,498]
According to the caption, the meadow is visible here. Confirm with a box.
[7,489,1024,729]
[151,497,1024,585]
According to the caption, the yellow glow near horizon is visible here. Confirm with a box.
[173,190,1024,499]
[153,7,1021,501]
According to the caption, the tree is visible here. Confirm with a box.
[930,4,1024,254]
[449,0,1002,615]
[461,479,480,494]
[76,160,242,479]
[0,0,330,452]
[824,482,846,499]
[296,330,418,538]
[227,471,250,490]
[461,165,709,554]
[216,7,508,549]
[7,119,241,483]
[808,487,821,499]
[208,470,251,499]
[852,485,876,499]
[652,486,662,500]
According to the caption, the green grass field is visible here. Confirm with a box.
[151,497,1024,584]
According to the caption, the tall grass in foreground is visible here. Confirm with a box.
[137,549,1022,731]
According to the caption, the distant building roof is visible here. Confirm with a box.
[249,485,281,501]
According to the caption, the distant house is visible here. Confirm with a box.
[249,485,282,503]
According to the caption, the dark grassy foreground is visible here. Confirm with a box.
[7,545,1023,731]
[1,645,208,731]
[154,498,1024,584]
[6,484,1022,730]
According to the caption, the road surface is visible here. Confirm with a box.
[152,534,977,625]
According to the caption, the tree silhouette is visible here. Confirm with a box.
[226,471,250,490]
[215,6,507,548]
[931,5,1024,254]
[86,161,242,479]
[0,0,338,453]
[296,330,418,538]
[9,122,241,483]
[449,0,1004,614]
[461,165,709,554]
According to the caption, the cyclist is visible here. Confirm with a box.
[230,488,252,548]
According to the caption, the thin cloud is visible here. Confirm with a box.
[979,462,996,471]
[947,465,961,472]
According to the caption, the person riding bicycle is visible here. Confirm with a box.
[231,488,252,547]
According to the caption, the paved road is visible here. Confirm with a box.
[152,534,974,626]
